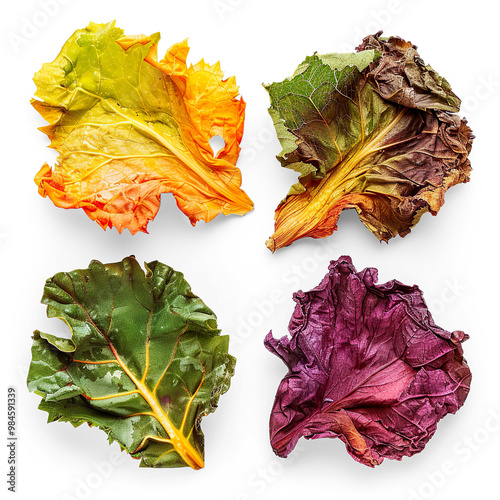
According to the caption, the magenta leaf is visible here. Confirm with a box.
[264,256,471,467]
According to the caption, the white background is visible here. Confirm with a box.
[1,0,498,499]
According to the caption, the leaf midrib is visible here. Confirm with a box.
[271,107,413,247]
[63,87,246,206]
[72,294,204,469]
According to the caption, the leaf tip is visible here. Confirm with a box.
[265,237,276,253]
[116,34,153,51]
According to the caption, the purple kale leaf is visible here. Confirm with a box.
[264,256,471,467]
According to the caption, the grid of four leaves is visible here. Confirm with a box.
[28,23,472,468]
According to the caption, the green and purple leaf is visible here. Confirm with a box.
[265,32,473,251]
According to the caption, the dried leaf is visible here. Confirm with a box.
[33,22,253,233]
[264,256,471,466]
[265,33,472,251]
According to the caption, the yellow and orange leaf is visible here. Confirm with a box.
[33,22,253,234]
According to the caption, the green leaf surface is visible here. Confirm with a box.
[27,257,235,469]
[265,50,383,188]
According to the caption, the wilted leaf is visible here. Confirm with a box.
[33,21,253,234]
[27,256,235,468]
[264,256,471,466]
[265,32,472,251]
